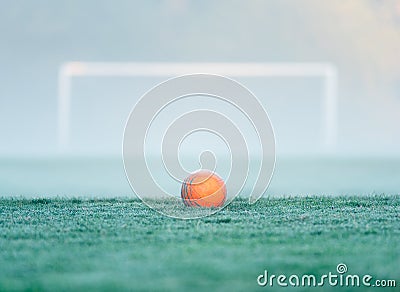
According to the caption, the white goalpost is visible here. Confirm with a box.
[58,62,338,153]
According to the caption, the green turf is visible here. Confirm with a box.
[0,196,399,291]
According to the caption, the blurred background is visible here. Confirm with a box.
[0,0,399,197]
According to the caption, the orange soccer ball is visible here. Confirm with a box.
[181,170,227,207]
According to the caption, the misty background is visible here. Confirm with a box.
[0,0,399,196]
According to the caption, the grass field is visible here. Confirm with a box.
[0,196,399,291]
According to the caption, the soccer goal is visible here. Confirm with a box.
[58,62,338,154]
